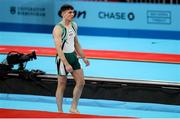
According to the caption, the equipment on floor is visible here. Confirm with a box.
[0,51,45,80]
[6,51,36,70]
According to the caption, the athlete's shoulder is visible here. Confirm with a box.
[56,21,65,28]
[53,22,63,34]
[71,21,78,29]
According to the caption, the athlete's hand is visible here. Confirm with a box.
[83,58,90,66]
[65,64,73,73]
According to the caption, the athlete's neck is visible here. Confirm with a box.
[62,19,71,27]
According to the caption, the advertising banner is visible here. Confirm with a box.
[57,1,180,31]
[0,0,54,25]
[0,0,179,39]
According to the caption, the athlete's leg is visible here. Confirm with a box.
[70,69,85,113]
[56,75,67,112]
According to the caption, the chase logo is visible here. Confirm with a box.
[98,11,135,21]
[10,6,16,15]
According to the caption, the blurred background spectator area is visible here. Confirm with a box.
[79,0,180,4]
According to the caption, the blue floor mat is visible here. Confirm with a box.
[0,93,180,118]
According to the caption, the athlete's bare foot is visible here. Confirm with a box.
[57,110,63,113]
[69,108,80,114]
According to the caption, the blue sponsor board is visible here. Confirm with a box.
[0,0,180,39]
[0,0,54,25]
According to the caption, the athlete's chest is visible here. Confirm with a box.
[67,28,75,39]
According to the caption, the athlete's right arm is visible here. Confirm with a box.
[52,25,73,72]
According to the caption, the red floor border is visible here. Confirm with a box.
[0,45,180,64]
[0,108,136,118]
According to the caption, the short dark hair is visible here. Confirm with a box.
[58,4,74,17]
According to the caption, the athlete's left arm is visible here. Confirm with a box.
[74,36,89,66]
[74,24,90,66]
[74,36,84,57]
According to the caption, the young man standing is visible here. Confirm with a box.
[52,4,90,114]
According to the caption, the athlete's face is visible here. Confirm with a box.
[62,9,74,21]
